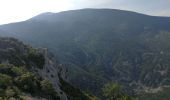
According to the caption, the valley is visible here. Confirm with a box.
[1,9,170,100]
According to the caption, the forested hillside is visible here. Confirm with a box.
[1,9,170,99]
[0,37,93,100]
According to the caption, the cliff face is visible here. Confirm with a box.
[36,48,68,100]
[0,37,68,99]
[0,37,92,100]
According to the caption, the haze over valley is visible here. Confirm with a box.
[1,0,170,100]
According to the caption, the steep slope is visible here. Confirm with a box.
[0,29,10,37]
[1,9,170,96]
[0,37,92,100]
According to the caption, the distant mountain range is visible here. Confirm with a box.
[1,9,170,99]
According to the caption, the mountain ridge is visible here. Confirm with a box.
[1,9,170,99]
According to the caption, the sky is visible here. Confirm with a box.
[0,0,170,24]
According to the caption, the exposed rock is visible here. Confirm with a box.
[36,48,68,100]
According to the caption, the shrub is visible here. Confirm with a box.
[27,48,45,69]
[102,83,132,100]
[15,72,39,94]
[40,80,59,99]
[0,74,12,88]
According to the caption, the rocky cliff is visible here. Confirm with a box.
[0,37,92,100]
[35,48,68,100]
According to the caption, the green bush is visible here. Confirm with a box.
[102,83,132,100]
[40,80,59,99]
[0,64,58,99]
[0,64,25,77]
[15,72,40,94]
[0,74,12,88]
[27,48,45,69]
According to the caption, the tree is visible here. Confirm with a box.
[40,80,59,99]
[0,74,12,88]
[40,80,56,95]
[102,83,132,100]
[15,72,39,93]
[5,88,15,98]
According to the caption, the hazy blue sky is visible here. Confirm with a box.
[0,0,170,24]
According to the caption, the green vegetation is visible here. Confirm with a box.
[102,83,132,100]
[2,9,170,99]
[0,64,59,100]
[0,38,58,99]
[2,9,170,97]
[59,76,94,100]
[27,48,45,69]
[0,37,97,100]
[40,80,59,99]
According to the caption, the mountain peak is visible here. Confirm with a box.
[29,8,150,22]
[1,9,170,99]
